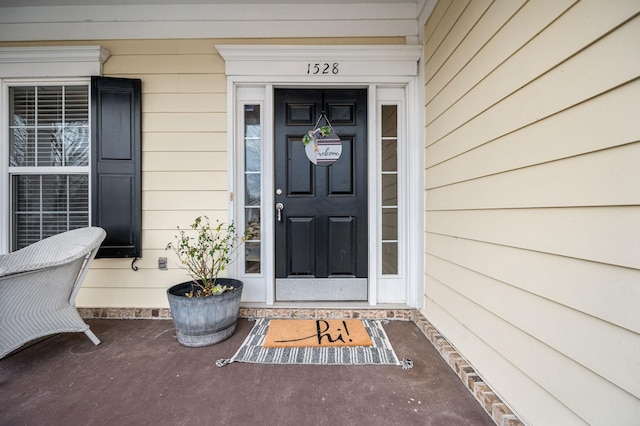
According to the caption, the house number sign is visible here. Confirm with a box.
[306,62,340,75]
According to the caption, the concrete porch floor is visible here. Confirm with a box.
[1,319,495,425]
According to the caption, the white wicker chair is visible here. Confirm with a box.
[0,227,106,359]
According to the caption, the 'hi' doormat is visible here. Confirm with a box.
[264,319,372,348]
[216,318,413,369]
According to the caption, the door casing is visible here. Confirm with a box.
[219,45,424,308]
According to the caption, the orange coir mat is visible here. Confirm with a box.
[263,319,373,348]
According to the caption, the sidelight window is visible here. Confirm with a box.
[243,104,261,273]
[381,104,398,275]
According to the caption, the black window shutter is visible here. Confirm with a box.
[91,76,142,258]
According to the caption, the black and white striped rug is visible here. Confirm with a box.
[216,318,412,369]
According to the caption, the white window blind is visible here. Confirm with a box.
[8,84,90,250]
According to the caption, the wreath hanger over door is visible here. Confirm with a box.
[302,112,342,166]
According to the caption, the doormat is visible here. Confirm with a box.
[263,319,372,348]
[216,318,413,369]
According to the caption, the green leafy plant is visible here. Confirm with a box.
[302,125,332,146]
[166,216,245,297]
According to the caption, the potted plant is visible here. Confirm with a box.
[166,216,245,347]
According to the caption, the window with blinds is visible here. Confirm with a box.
[8,84,90,250]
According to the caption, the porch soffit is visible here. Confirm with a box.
[0,1,432,43]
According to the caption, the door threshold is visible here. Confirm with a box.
[241,301,410,309]
[275,278,368,302]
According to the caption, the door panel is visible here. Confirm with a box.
[287,136,314,196]
[289,216,315,275]
[274,89,368,301]
[328,137,354,195]
[327,216,357,275]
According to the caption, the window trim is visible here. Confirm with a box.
[1,46,109,254]
[5,79,91,252]
[376,90,409,302]
[235,87,267,302]
[0,46,110,79]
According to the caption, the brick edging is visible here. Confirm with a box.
[413,312,524,426]
[78,306,523,425]
[77,307,172,319]
[77,307,415,321]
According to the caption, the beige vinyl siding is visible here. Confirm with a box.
[3,36,405,308]
[79,39,230,305]
[423,1,640,425]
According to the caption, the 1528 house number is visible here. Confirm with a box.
[307,63,340,75]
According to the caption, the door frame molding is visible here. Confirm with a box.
[218,44,423,308]
[274,88,369,301]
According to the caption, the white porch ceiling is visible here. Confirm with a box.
[0,0,434,42]
[0,0,416,4]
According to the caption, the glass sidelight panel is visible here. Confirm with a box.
[244,104,261,273]
[381,105,398,275]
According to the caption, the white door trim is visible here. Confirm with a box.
[219,45,423,308]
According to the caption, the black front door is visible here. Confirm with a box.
[274,89,368,301]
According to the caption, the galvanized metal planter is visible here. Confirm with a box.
[166,278,243,347]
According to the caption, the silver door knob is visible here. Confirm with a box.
[275,202,284,222]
